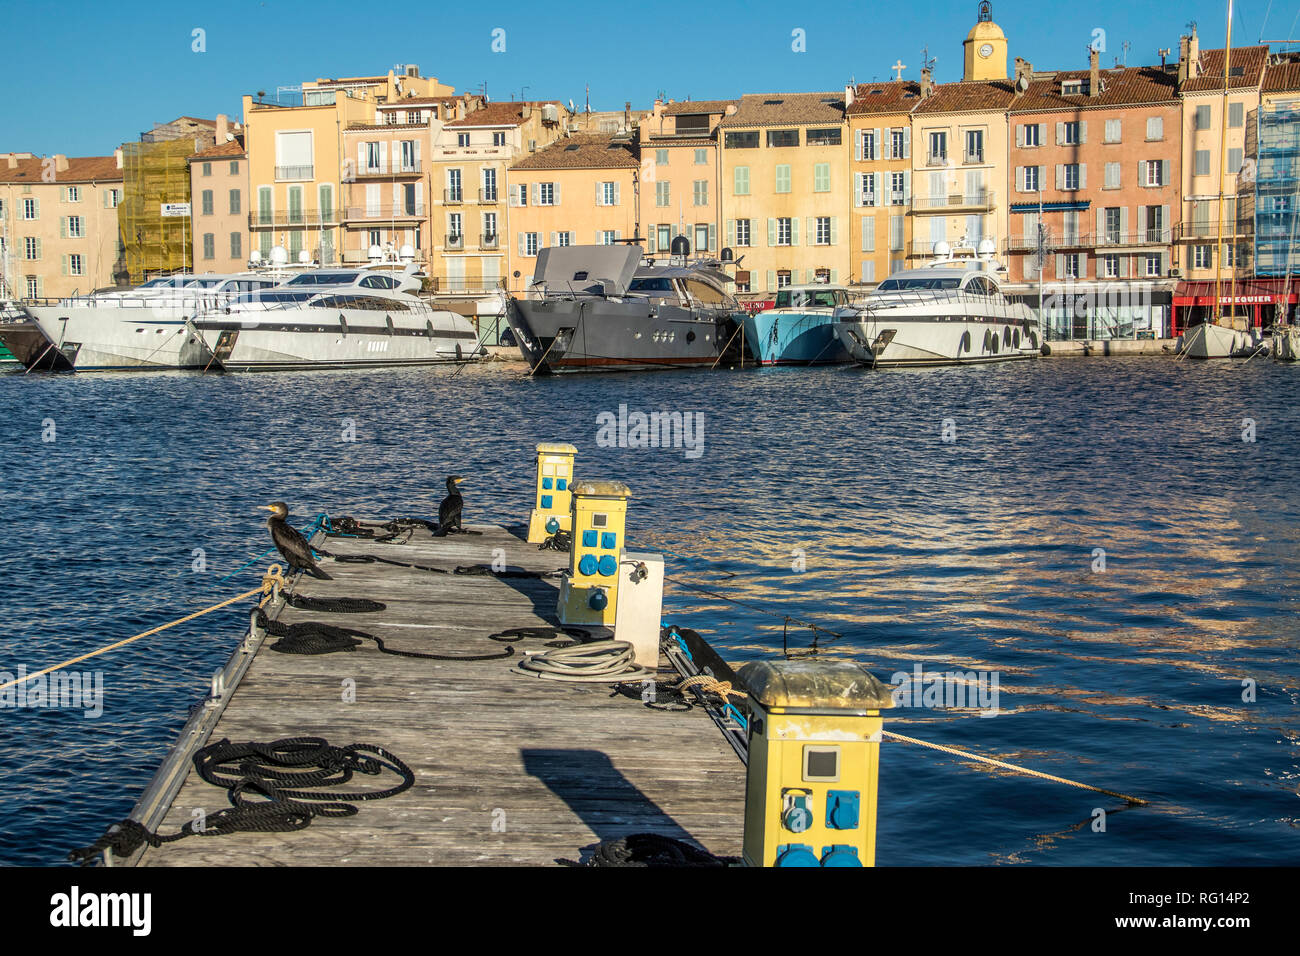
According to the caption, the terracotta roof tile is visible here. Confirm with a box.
[1008,66,1178,112]
[644,136,716,147]
[719,92,845,128]
[510,132,639,170]
[1263,60,1300,93]
[847,80,922,116]
[913,79,1019,114]
[662,99,737,115]
[446,101,563,128]
[1182,46,1269,92]
[0,154,123,183]
[189,136,246,160]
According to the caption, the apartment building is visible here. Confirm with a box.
[0,151,124,299]
[506,132,640,289]
[1004,52,1182,337]
[640,99,733,261]
[243,67,455,266]
[430,100,566,292]
[188,118,248,273]
[718,92,849,294]
[846,80,920,285]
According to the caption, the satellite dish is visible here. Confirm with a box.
[248,250,262,264]
[934,240,952,259]
[1018,75,1029,92]
[398,243,415,262]
[297,250,311,264]
[368,244,383,261]
[719,247,734,262]
[978,238,996,258]
[670,235,691,256]
[269,245,288,265]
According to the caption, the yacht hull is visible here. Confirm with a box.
[1272,328,1300,362]
[743,309,851,365]
[835,310,1041,367]
[1181,322,1262,359]
[24,303,213,370]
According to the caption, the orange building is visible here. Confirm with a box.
[846,80,920,285]
[639,99,733,260]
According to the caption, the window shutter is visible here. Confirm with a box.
[549,232,557,246]
[1016,167,1024,192]
[872,129,881,160]
[614,182,620,205]
[554,183,561,205]
[1137,206,1147,237]
[830,270,838,285]
[1161,160,1170,186]
[1079,165,1087,190]
[59,217,67,239]
[1120,207,1130,238]
[1119,254,1129,278]
[862,216,874,252]
[1079,121,1087,143]
[1161,251,1170,275]
[1055,253,1064,278]
[830,217,838,246]
[35,238,41,259]
[1079,252,1089,278]
[854,172,863,207]
[726,219,735,246]
[1015,124,1024,148]
[871,172,881,206]
[517,233,525,256]
[766,270,775,292]
[767,218,776,246]
[531,183,539,205]
[854,132,862,161]
[806,216,815,244]
[1056,122,1065,145]
[379,141,388,173]
[1136,161,1145,186]
[708,224,716,251]
[902,170,911,204]
[1096,208,1105,241]
[595,183,603,205]
[1161,204,1170,242]
[1055,165,1064,189]
[902,127,911,159]
[61,254,67,275]
[790,269,800,286]
[790,218,800,246]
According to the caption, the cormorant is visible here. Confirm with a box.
[435,475,466,536]
[264,502,332,579]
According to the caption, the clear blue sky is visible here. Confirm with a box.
[5,0,1296,156]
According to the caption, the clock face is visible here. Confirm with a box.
[979,43,994,58]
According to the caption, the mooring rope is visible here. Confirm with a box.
[0,566,286,693]
[882,730,1147,806]
[515,640,653,683]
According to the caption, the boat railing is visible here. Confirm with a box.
[840,287,1030,319]
[20,292,243,311]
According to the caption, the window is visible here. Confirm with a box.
[890,128,906,158]
[1221,243,1236,267]
[201,189,214,215]
[1105,119,1122,143]
[1062,79,1085,96]
[448,212,462,239]
[724,131,759,149]
[1104,207,1122,244]
[813,163,830,192]
[860,129,876,160]
[776,217,792,245]
[928,130,947,163]
[776,270,792,288]
[24,237,39,259]
[492,131,506,147]
[365,142,381,171]
[600,181,616,206]
[656,149,669,166]
[25,276,37,298]
[1063,164,1080,190]
[1062,122,1081,145]
[1144,254,1162,277]
[767,129,799,147]
[694,224,709,253]
[694,148,708,165]
[860,173,876,205]
[599,230,616,245]
[693,180,708,206]
[68,254,83,276]
[539,182,554,205]
[807,127,841,145]
[1195,105,1211,130]
[1229,102,1244,128]
[483,212,497,240]
[1062,253,1080,278]
[202,162,212,177]
[815,217,831,245]
[1023,123,1041,147]
[524,232,539,256]
[735,219,751,247]
[1195,150,1211,176]
[1194,244,1212,268]
[890,171,906,205]
[1145,160,1166,186]
[400,140,416,171]
[65,186,80,202]
[1101,254,1119,278]
[555,231,572,246]
[202,233,215,259]
[229,189,241,214]
[22,198,37,220]
[1228,148,1243,175]
[230,232,242,259]
[1146,116,1163,140]
[655,181,670,206]
[107,189,121,208]
[457,133,470,147]
[1024,165,1041,192]
[734,166,750,195]
[965,129,983,163]
[657,224,672,250]
[775,165,791,193]
[230,160,239,175]
[1146,205,1164,242]
[66,215,83,238]
[735,270,751,293]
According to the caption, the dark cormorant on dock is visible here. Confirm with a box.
[265,502,332,579]
[434,476,466,536]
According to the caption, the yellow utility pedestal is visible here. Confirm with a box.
[527,443,578,544]
[557,480,630,627]
[738,660,894,867]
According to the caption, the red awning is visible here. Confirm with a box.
[1173,277,1299,306]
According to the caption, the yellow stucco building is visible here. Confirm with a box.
[846,81,920,284]
[640,99,733,260]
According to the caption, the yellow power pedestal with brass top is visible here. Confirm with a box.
[527,442,578,544]
[557,480,630,627]
[737,660,894,867]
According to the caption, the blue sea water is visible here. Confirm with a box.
[0,356,1296,866]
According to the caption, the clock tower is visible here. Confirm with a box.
[963,1,1008,81]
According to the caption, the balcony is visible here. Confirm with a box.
[925,152,948,167]
[275,165,314,182]
[478,187,499,203]
[911,190,997,212]
[481,233,500,250]
[343,203,426,221]
[1003,231,1174,252]
[1176,220,1251,240]
[248,210,343,228]
[443,188,464,204]
[353,162,423,178]
[964,149,985,164]
[445,234,464,251]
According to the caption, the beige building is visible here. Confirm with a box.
[0,151,124,299]
[429,99,566,292]
[506,132,641,289]
[640,99,733,260]
[718,92,850,295]
[188,121,248,273]
[846,80,921,285]
[242,67,455,266]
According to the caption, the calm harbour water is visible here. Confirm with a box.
[0,356,1296,866]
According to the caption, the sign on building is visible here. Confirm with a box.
[160,203,192,217]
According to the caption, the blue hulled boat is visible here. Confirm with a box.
[744,285,854,365]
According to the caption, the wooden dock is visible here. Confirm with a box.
[133,522,745,866]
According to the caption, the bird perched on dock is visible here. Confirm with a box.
[264,502,332,579]
[434,476,467,537]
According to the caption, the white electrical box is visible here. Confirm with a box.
[613,550,664,668]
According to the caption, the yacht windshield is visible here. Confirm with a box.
[286,272,358,286]
[233,290,316,305]
[628,277,675,294]
[775,289,840,308]
[876,277,962,291]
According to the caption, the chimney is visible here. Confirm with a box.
[522,103,532,120]
[114,147,123,169]
[6,154,18,170]
[921,67,934,99]
[624,100,631,130]
[844,84,856,109]
[216,113,229,143]
[1089,46,1100,97]
[54,154,69,172]
[1179,25,1200,85]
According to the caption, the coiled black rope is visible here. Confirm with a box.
[538,530,572,552]
[488,626,590,647]
[256,608,514,661]
[453,565,562,579]
[563,834,740,867]
[333,553,449,573]
[287,593,387,613]
[69,736,414,865]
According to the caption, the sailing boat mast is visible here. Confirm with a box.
[1212,0,1234,327]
